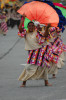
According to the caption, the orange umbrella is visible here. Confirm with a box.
[17,1,59,27]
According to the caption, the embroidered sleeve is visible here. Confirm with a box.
[56,27,62,34]
[49,27,62,37]
[18,27,26,38]
[48,27,56,37]
[36,31,45,44]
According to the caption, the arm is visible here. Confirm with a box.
[19,14,26,33]
[36,24,51,44]
[18,14,26,38]
[43,24,51,39]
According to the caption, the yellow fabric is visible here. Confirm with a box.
[25,31,42,50]
[18,63,58,81]
[25,31,53,50]
[18,53,65,81]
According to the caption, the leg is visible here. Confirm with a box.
[11,19,15,28]
[17,20,20,28]
[45,80,52,86]
[20,81,26,87]
[52,74,56,78]
[44,68,52,86]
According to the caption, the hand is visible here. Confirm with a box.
[19,27,24,33]
[47,24,51,28]
[22,13,26,20]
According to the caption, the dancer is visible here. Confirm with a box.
[18,14,66,87]
[0,11,8,35]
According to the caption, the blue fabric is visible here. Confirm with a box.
[34,0,66,32]
[24,1,31,4]
[24,1,29,4]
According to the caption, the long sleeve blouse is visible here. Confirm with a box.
[18,27,61,50]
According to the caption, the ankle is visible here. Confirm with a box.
[52,74,56,78]
[23,81,26,85]
[45,80,49,86]
[20,81,26,87]
[45,80,52,86]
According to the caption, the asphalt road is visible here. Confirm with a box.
[0,27,66,100]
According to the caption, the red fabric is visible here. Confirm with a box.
[21,17,24,27]
[53,3,66,9]
[10,0,16,1]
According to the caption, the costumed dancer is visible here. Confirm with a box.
[18,14,66,87]
[0,11,8,36]
[14,7,21,28]
[5,10,10,28]
[10,8,16,28]
[35,0,66,78]
[5,4,12,27]
[0,9,2,33]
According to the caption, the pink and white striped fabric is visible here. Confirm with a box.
[1,22,8,33]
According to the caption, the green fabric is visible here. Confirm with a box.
[24,17,31,30]
[53,0,61,3]
[55,6,66,18]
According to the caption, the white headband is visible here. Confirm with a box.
[33,21,45,27]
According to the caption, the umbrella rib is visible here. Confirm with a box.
[39,11,58,23]
[37,3,58,23]
[38,4,48,21]
[27,4,35,20]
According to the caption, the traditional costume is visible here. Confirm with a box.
[18,24,66,81]
[0,12,8,35]
[17,0,66,84]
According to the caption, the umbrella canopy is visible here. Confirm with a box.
[17,1,59,27]
[55,6,66,18]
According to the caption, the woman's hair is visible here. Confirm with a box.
[28,21,34,26]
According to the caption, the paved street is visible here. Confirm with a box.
[0,27,66,100]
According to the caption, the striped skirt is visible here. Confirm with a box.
[1,22,8,33]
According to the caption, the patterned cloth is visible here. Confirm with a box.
[27,37,66,68]
[1,22,8,33]
[18,27,66,68]
[0,15,8,33]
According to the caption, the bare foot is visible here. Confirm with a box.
[20,84,26,87]
[45,83,52,86]
[45,80,52,86]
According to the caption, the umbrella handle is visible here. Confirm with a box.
[44,24,51,38]
[47,24,51,28]
[22,14,26,20]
